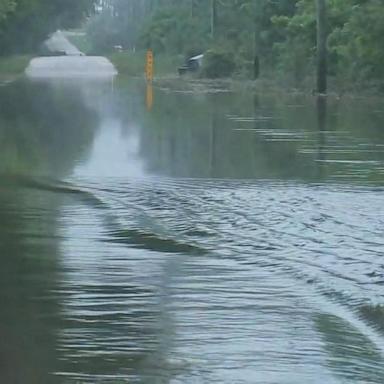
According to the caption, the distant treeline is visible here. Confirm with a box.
[0,0,94,54]
[87,0,384,86]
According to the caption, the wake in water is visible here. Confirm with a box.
[6,173,384,383]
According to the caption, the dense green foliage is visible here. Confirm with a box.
[0,0,94,55]
[201,49,236,79]
[87,0,384,86]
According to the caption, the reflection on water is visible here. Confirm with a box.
[0,178,77,384]
[0,79,98,177]
[135,84,384,182]
[0,77,383,383]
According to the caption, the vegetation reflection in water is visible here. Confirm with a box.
[131,82,384,183]
[0,78,383,383]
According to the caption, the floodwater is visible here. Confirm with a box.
[0,73,384,384]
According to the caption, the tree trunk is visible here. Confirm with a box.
[316,0,327,94]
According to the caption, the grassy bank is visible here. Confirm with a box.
[108,51,181,78]
[46,29,384,98]
[0,55,32,81]
[105,51,317,94]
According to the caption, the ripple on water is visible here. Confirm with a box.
[41,177,384,383]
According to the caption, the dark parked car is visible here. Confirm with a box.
[178,54,204,75]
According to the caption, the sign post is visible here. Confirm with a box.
[145,50,154,110]
[146,49,154,83]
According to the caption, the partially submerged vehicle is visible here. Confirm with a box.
[178,54,204,75]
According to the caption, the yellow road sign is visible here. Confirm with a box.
[146,49,154,82]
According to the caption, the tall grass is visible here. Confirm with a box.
[0,55,32,77]
[108,51,182,77]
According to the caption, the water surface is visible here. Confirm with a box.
[0,76,383,383]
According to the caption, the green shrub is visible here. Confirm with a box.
[201,49,236,79]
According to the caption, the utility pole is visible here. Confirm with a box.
[254,1,260,80]
[316,0,327,94]
[211,0,217,40]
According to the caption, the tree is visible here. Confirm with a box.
[0,0,95,54]
[0,0,15,20]
[85,0,384,86]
